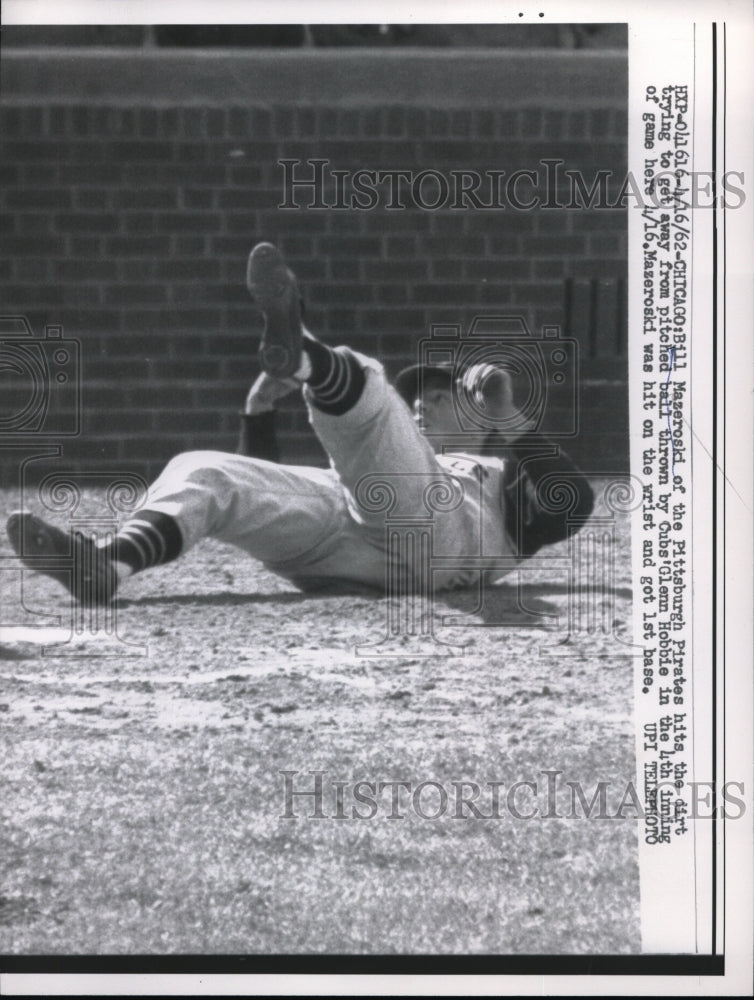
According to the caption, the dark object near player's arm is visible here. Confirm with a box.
[237,410,280,463]
[494,434,595,557]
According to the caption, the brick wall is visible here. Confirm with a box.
[0,50,628,481]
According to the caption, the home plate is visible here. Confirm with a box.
[0,625,145,658]
[1,626,73,645]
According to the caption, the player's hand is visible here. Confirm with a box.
[244,372,299,415]
[458,363,537,441]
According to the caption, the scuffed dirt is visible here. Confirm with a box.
[0,487,640,954]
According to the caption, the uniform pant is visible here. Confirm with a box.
[139,354,507,592]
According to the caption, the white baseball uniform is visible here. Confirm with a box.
[141,350,518,593]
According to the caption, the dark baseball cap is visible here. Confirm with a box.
[394,363,457,405]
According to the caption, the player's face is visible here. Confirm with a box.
[412,387,459,439]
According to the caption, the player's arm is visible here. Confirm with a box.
[498,438,595,556]
[460,363,594,555]
[456,363,537,449]
[237,372,298,461]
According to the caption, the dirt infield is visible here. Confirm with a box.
[0,486,639,954]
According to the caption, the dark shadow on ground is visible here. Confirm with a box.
[440,583,561,628]
[511,582,633,600]
[121,580,632,624]
[119,586,381,607]
[440,581,632,628]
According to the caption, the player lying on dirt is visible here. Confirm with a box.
[7,242,594,606]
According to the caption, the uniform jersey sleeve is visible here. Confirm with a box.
[489,433,595,557]
[236,410,280,463]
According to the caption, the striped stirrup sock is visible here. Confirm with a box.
[303,338,366,416]
[105,510,183,575]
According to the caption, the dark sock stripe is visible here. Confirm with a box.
[117,528,151,569]
[122,522,158,564]
[138,520,168,563]
[313,354,348,400]
[303,338,337,389]
[106,510,183,574]
[303,341,365,416]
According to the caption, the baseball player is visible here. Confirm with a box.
[7,242,594,605]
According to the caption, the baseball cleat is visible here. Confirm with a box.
[246,242,303,379]
[6,511,117,606]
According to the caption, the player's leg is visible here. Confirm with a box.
[248,243,484,595]
[132,450,345,562]
[7,511,119,607]
[247,243,370,417]
[7,452,349,604]
[248,243,450,526]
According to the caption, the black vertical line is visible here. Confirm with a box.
[616,276,626,356]
[710,19,718,958]
[588,278,598,359]
[721,19,726,958]
[563,276,573,338]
